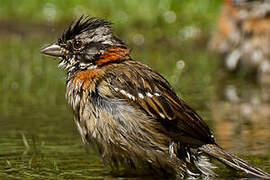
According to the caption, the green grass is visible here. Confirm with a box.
[0,0,221,25]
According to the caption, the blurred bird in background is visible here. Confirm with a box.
[41,16,270,179]
[209,0,270,101]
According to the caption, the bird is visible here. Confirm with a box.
[209,0,270,92]
[41,16,270,179]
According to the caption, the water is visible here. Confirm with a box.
[0,24,269,180]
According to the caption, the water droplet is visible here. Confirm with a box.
[163,11,176,24]
[179,26,201,40]
[176,60,185,70]
[133,33,144,46]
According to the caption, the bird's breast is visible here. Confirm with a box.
[66,69,105,110]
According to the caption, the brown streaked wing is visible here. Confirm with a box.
[103,61,215,146]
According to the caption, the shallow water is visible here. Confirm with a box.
[0,24,269,180]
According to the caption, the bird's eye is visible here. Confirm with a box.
[73,40,82,49]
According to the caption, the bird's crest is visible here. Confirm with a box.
[59,16,112,42]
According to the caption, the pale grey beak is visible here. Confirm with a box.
[40,44,65,57]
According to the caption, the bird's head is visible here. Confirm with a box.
[41,16,128,72]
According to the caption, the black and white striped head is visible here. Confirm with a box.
[41,16,125,72]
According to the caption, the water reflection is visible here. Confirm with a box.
[212,78,270,156]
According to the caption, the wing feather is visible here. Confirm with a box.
[103,61,215,147]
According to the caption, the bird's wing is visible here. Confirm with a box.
[103,60,215,147]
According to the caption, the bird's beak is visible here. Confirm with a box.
[40,44,65,57]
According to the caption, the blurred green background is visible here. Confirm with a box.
[0,0,269,179]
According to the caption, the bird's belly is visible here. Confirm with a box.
[74,96,175,169]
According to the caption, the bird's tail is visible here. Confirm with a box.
[200,144,270,179]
